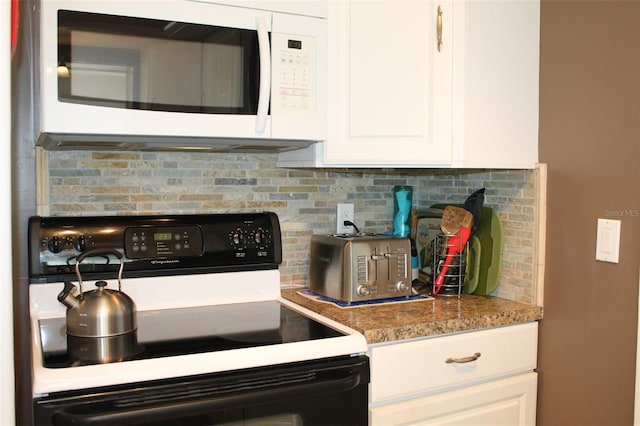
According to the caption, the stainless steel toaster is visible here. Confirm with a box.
[309,233,412,303]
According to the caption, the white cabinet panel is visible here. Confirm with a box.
[279,0,453,167]
[347,2,440,139]
[370,372,537,426]
[325,0,452,166]
[451,0,539,168]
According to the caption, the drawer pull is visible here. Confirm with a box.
[445,352,481,364]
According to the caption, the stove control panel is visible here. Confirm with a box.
[29,212,283,281]
[124,226,203,259]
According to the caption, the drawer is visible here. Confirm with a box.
[368,322,538,404]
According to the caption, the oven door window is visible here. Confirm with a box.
[34,356,369,426]
[57,10,260,114]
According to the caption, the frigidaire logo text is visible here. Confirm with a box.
[319,256,331,264]
[151,259,181,265]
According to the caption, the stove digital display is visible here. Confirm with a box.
[154,232,172,241]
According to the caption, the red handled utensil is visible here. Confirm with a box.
[433,210,473,294]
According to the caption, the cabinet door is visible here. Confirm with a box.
[323,0,453,166]
[370,372,537,426]
[451,0,539,168]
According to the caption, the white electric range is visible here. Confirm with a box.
[28,213,369,426]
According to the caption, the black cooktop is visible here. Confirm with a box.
[39,301,344,368]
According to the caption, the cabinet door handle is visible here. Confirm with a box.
[436,5,443,52]
[445,352,481,364]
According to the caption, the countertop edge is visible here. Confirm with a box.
[281,288,543,345]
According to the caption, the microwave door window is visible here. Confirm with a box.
[57,10,259,115]
[203,43,245,110]
[62,34,139,109]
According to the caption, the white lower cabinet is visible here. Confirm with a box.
[370,372,537,426]
[368,322,538,426]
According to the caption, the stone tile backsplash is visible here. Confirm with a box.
[43,150,539,304]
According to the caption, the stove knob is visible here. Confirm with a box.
[396,282,410,293]
[75,235,87,252]
[254,230,263,245]
[48,236,62,253]
[230,230,244,247]
[356,285,370,297]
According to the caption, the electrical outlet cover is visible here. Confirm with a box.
[336,204,355,234]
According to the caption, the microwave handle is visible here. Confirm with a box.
[255,16,270,134]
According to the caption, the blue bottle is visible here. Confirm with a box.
[392,185,413,237]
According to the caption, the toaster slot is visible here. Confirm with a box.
[370,252,390,284]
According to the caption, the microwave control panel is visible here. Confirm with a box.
[271,32,317,114]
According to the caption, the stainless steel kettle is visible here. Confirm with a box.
[57,248,139,363]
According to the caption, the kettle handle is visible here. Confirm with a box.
[75,248,124,295]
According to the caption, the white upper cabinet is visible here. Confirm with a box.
[451,0,540,168]
[278,0,540,169]
[324,0,453,166]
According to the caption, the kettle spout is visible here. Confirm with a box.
[57,281,80,309]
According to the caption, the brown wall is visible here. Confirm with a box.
[538,1,640,425]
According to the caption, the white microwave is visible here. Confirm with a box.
[35,0,327,152]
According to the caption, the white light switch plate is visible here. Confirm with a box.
[596,218,621,263]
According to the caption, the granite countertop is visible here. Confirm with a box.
[281,288,543,344]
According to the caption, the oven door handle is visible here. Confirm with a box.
[51,368,365,425]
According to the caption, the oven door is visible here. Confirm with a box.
[34,355,369,426]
